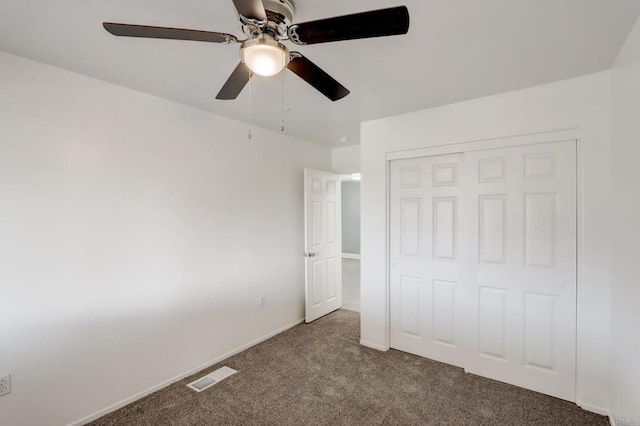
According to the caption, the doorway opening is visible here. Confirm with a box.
[341,173,361,312]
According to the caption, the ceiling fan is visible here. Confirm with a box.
[103,0,410,102]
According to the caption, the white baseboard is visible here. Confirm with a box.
[68,318,305,426]
[359,340,390,352]
[577,400,610,416]
[342,253,361,260]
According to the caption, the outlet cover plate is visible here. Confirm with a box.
[0,375,11,397]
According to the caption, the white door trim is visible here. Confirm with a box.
[383,129,582,377]
[386,128,581,162]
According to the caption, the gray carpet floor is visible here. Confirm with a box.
[91,310,607,425]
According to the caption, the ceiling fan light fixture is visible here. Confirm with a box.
[241,36,289,77]
[104,2,410,101]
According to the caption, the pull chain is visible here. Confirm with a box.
[281,68,286,132]
[248,67,253,140]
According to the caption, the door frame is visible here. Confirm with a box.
[383,128,583,387]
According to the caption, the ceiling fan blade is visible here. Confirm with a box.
[287,53,350,101]
[232,0,267,22]
[216,62,253,100]
[103,23,237,44]
[288,6,409,45]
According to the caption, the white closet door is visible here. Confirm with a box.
[389,140,577,402]
[463,140,577,401]
[390,154,466,367]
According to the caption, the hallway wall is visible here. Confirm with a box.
[342,181,361,255]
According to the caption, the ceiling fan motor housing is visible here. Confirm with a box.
[240,0,295,39]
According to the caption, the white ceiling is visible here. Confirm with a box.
[1,1,639,147]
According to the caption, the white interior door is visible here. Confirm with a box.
[463,140,577,401]
[389,140,577,401]
[304,169,342,323]
[390,154,466,367]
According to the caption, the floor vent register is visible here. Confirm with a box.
[186,366,237,392]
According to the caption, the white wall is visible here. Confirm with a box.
[332,145,360,174]
[360,72,612,412]
[0,52,330,425]
[610,17,640,423]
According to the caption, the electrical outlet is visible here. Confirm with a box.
[258,296,265,308]
[0,375,11,397]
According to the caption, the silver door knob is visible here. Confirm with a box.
[303,252,317,257]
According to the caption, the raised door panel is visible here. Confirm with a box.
[478,287,508,361]
[311,260,323,307]
[433,198,457,261]
[432,280,457,347]
[524,193,556,268]
[311,202,323,248]
[400,199,421,257]
[326,202,337,245]
[399,275,421,338]
[479,195,507,264]
[400,168,422,188]
[524,292,557,372]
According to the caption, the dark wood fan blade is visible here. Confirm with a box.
[286,53,350,101]
[232,0,267,22]
[216,62,253,100]
[288,6,409,45]
[103,23,237,44]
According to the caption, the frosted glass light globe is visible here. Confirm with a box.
[242,37,289,77]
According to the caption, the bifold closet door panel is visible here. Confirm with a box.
[389,154,466,368]
[463,140,577,402]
